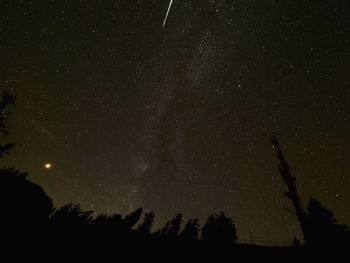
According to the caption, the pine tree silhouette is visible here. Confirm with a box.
[92,213,123,228]
[202,212,237,244]
[50,203,93,227]
[137,211,155,235]
[123,208,142,229]
[156,221,170,239]
[179,218,200,242]
[166,213,183,240]
[305,197,350,247]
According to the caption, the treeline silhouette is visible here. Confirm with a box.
[0,90,349,251]
[0,168,236,242]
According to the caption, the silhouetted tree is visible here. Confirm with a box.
[0,91,54,237]
[166,213,183,240]
[201,214,215,240]
[0,90,16,158]
[292,236,301,247]
[123,208,142,229]
[137,211,155,235]
[92,213,123,227]
[90,213,127,242]
[156,221,170,239]
[305,197,350,247]
[0,168,53,229]
[179,218,200,242]
[202,212,237,244]
[50,203,93,227]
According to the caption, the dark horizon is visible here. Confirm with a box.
[1,1,349,246]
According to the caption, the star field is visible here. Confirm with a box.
[1,0,349,245]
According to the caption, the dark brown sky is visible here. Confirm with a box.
[1,0,349,246]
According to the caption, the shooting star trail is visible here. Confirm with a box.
[162,0,173,28]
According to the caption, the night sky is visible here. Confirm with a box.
[1,0,349,245]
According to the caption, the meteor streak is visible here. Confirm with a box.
[162,0,173,28]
